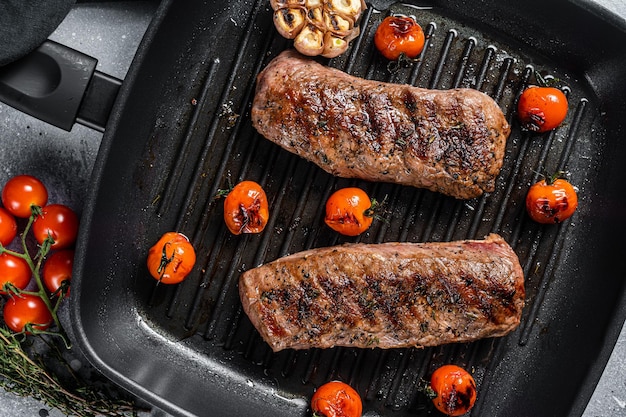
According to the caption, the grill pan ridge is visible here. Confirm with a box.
[70,0,626,416]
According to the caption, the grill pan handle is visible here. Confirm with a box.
[0,39,121,132]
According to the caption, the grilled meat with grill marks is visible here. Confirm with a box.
[239,234,524,352]
[251,50,511,199]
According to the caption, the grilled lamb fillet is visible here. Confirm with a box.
[251,50,511,199]
[239,234,524,352]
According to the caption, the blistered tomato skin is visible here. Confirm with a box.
[223,181,269,235]
[311,381,363,417]
[526,177,578,224]
[517,86,568,132]
[324,187,374,236]
[430,365,477,416]
[146,232,196,284]
[374,15,425,61]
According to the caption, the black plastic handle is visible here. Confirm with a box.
[0,39,121,132]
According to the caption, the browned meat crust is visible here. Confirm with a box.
[239,234,525,352]
[251,50,510,199]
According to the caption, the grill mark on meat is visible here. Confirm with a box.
[239,234,524,352]
[251,50,511,199]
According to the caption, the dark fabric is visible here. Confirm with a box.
[0,0,75,66]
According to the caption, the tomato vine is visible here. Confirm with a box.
[0,208,68,344]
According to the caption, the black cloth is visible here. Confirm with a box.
[0,0,76,66]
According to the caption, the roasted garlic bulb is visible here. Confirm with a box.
[271,0,367,58]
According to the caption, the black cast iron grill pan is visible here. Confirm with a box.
[70,0,626,416]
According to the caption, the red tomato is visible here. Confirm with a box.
[223,181,269,235]
[42,249,74,296]
[311,381,362,417]
[0,252,31,294]
[0,206,17,246]
[324,187,374,236]
[526,176,578,224]
[1,174,48,218]
[32,204,79,250]
[146,232,196,284]
[517,86,568,132]
[374,15,425,60]
[3,294,53,333]
[430,365,477,416]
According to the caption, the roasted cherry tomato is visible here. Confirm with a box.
[42,249,74,296]
[430,365,477,416]
[3,294,53,333]
[1,174,49,218]
[325,187,375,236]
[311,381,362,417]
[517,85,568,132]
[0,252,31,294]
[374,15,425,61]
[32,204,79,250]
[526,175,578,224]
[0,206,17,246]
[147,232,196,284]
[223,180,269,235]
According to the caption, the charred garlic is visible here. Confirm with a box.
[270,0,367,58]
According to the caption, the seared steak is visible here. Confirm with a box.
[239,234,524,352]
[251,50,511,199]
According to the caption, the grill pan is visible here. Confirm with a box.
[70,0,626,416]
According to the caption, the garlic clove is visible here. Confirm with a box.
[327,0,364,19]
[304,0,323,8]
[270,0,306,11]
[274,8,306,39]
[321,32,349,58]
[294,24,325,56]
[306,6,326,30]
[343,24,360,43]
[324,10,354,36]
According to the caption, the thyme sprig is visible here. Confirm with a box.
[387,52,419,74]
[365,194,390,224]
[0,327,140,416]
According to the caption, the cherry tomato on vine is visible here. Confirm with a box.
[526,174,578,224]
[517,86,568,132]
[146,232,196,284]
[311,381,362,417]
[3,294,53,333]
[1,174,48,218]
[374,15,425,61]
[0,206,17,246]
[42,249,74,296]
[325,187,376,236]
[32,204,79,250]
[222,180,269,235]
[430,365,477,416]
[0,252,31,294]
